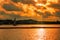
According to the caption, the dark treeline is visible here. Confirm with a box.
[0,19,60,25]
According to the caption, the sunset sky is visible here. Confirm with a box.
[0,0,60,21]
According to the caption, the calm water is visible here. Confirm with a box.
[0,28,60,40]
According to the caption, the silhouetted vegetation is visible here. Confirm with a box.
[0,19,60,26]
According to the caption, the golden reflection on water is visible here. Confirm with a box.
[0,28,59,40]
[13,28,58,40]
[23,28,58,40]
[34,28,58,40]
[36,28,45,40]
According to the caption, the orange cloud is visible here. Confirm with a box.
[0,0,60,21]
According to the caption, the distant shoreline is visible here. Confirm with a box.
[0,19,60,25]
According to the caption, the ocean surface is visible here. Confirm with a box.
[0,24,60,40]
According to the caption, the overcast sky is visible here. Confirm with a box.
[0,0,60,21]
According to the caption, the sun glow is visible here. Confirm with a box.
[37,28,46,40]
[36,3,46,7]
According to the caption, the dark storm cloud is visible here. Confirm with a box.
[2,4,22,11]
[0,11,8,19]
[35,10,44,15]
[6,13,21,19]
[0,11,18,18]
[11,0,34,4]
[42,12,53,18]
[7,14,30,20]
[0,11,30,20]
[48,4,60,9]
[0,11,6,15]
[0,11,20,19]
[35,10,53,18]
[55,11,60,17]
[54,11,60,21]
[11,0,22,3]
